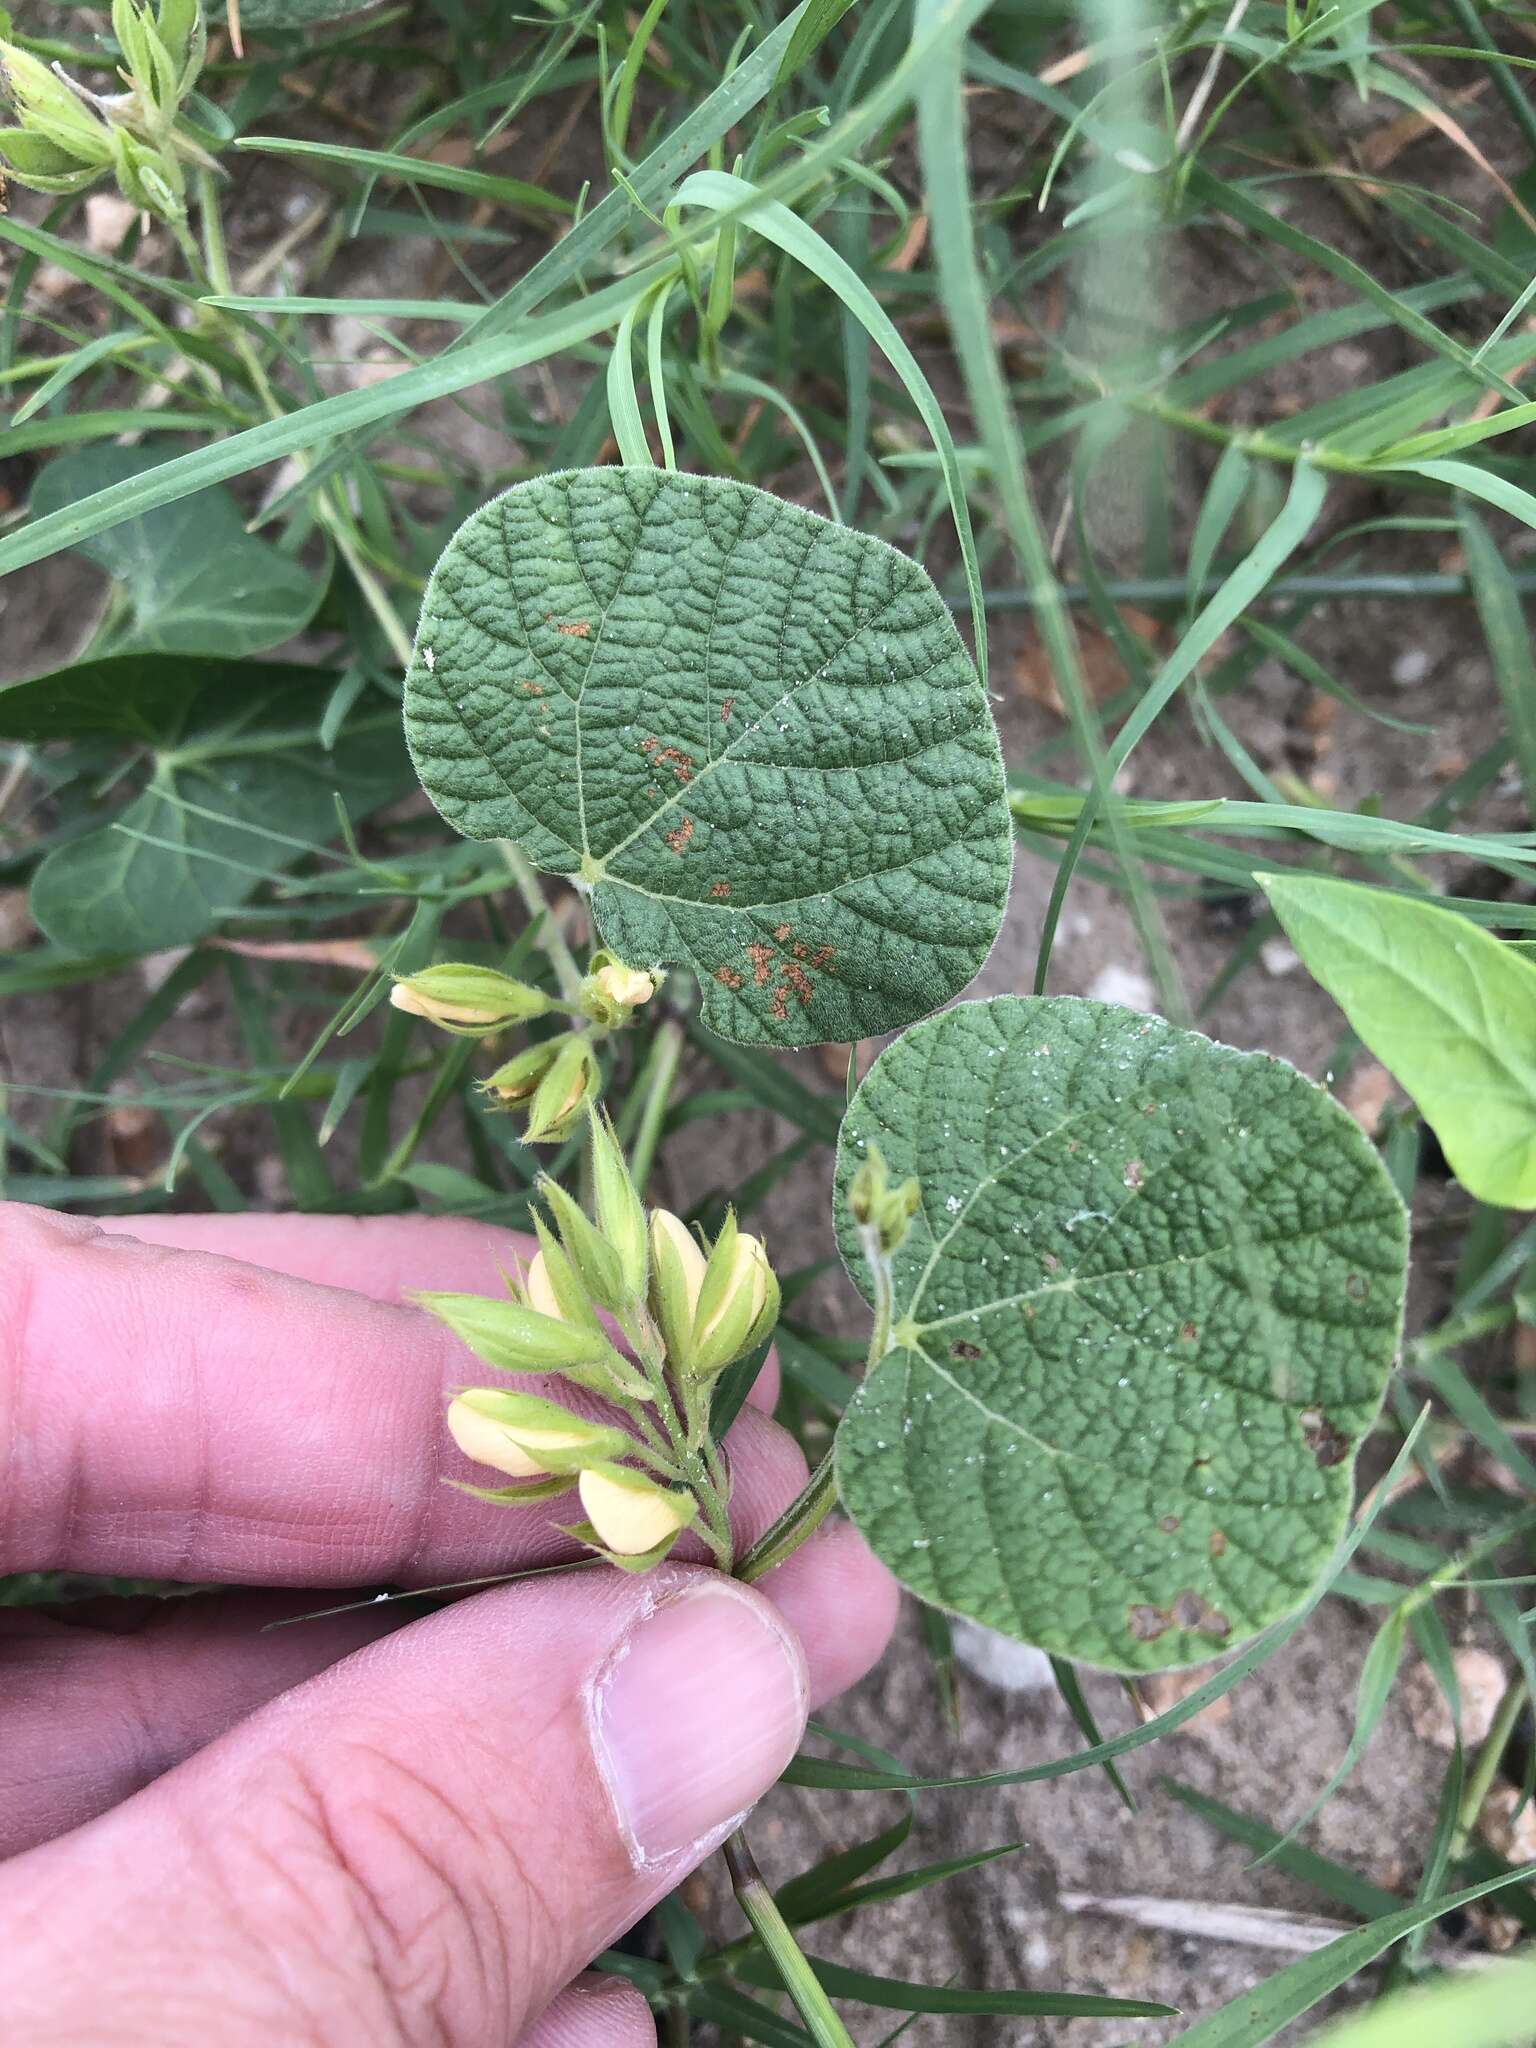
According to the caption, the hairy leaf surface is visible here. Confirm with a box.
[404,469,1011,1045]
[833,997,1407,1672]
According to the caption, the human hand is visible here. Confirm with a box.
[0,1203,897,2045]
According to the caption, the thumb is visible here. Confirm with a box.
[0,1565,807,2046]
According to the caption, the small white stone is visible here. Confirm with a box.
[1392,647,1432,687]
[1260,938,1300,977]
[950,1620,1055,1693]
[1087,962,1156,1013]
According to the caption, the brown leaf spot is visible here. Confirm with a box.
[709,881,732,899]
[519,679,544,696]
[640,736,659,753]
[950,1340,982,1361]
[1209,1530,1227,1558]
[1180,1322,1198,1343]
[1123,1159,1143,1190]
[714,966,743,990]
[656,746,694,783]
[810,945,835,971]
[664,817,694,855]
[1042,1251,1060,1273]
[1299,1408,1351,1468]
[1159,1515,1180,1534]
[746,944,776,987]
[770,986,789,1022]
[553,619,591,637]
[1128,1604,1171,1642]
[720,697,734,722]
[774,923,793,942]
[1170,1590,1231,1638]
[781,962,814,1008]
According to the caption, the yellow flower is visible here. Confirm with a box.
[578,1464,694,1555]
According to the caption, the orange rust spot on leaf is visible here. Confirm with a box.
[664,817,694,855]
[519,680,544,696]
[655,746,694,783]
[714,965,743,990]
[709,881,732,899]
[774,923,793,942]
[640,736,659,753]
[746,943,776,986]
[781,962,814,1007]
[553,619,591,637]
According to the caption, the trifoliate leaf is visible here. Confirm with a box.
[832,996,1407,1673]
[404,469,1011,1047]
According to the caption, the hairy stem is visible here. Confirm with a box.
[735,1447,838,1584]
[499,840,585,1003]
[723,1832,855,2048]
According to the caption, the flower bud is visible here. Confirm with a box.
[578,1463,695,1557]
[648,1208,707,1365]
[446,1389,627,1479]
[848,1144,922,1254]
[538,1175,625,1312]
[523,1035,600,1143]
[691,1214,779,1378]
[390,963,551,1035]
[0,42,116,169]
[588,1109,647,1302]
[414,1289,613,1376]
[482,1039,561,1105]
[577,952,657,1027]
[595,962,654,1009]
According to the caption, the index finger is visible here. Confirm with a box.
[102,1212,781,1410]
[0,1203,797,1584]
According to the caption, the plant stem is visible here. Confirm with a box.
[626,1018,684,1195]
[1451,1675,1529,1864]
[735,1447,838,1584]
[723,1831,855,2048]
[499,841,585,1003]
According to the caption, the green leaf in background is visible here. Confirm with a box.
[1164,1867,1536,2047]
[30,447,323,659]
[405,469,1011,1046]
[0,656,409,955]
[832,996,1407,1673]
[1260,873,1536,1208]
[1300,1956,1536,2048]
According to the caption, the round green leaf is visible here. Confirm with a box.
[832,996,1407,1673]
[403,469,1011,1046]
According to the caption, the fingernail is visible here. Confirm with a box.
[589,1580,807,1866]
